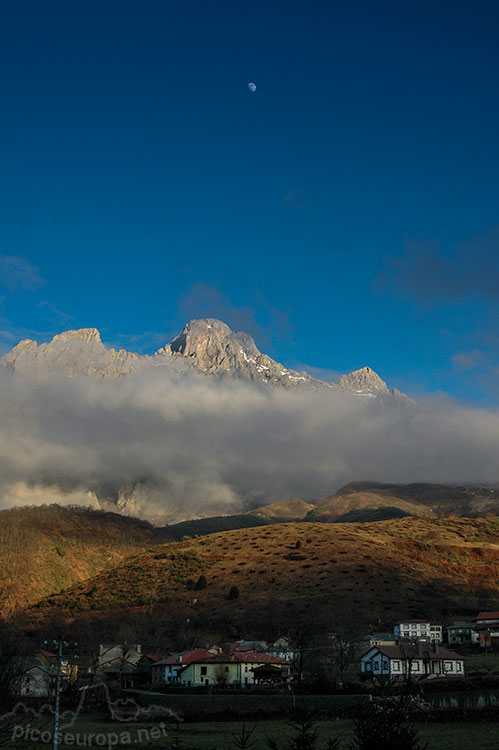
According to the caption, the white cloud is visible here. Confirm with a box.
[0,366,498,522]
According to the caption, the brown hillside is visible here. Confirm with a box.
[335,482,499,516]
[251,497,314,520]
[306,491,432,523]
[28,516,499,628]
[0,505,172,616]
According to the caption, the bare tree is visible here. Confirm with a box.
[0,618,33,744]
[215,664,229,687]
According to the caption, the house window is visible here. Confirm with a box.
[392,661,400,671]
[364,661,372,671]
[224,666,229,672]
[445,662,453,672]
[456,662,462,672]
[200,667,207,676]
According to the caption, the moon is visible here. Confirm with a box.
[248,82,257,93]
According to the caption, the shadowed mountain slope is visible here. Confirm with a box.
[0,505,172,617]
[4,482,499,616]
[28,516,499,628]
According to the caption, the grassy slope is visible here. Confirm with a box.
[336,481,499,516]
[251,497,314,520]
[166,497,313,539]
[305,491,432,522]
[0,505,172,616]
[29,515,499,625]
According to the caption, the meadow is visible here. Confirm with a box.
[3,713,499,750]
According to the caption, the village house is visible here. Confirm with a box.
[266,637,296,662]
[13,656,56,698]
[151,648,221,686]
[152,648,289,687]
[361,632,397,650]
[445,621,476,645]
[36,649,80,683]
[224,640,268,653]
[177,651,289,687]
[360,643,464,679]
[252,663,289,685]
[95,644,147,688]
[471,611,499,647]
[96,643,143,671]
[393,619,442,643]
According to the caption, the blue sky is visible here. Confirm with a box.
[0,0,498,403]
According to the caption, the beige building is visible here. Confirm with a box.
[178,652,288,687]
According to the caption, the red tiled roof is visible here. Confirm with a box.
[476,611,499,621]
[157,649,216,667]
[369,644,463,661]
[178,651,287,669]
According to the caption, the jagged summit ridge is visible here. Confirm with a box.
[2,327,141,378]
[155,318,320,388]
[1,318,395,398]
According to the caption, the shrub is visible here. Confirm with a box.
[228,585,240,600]
[231,720,258,749]
[267,707,341,750]
[349,698,428,750]
[195,574,207,590]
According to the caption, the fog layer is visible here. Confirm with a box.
[0,367,498,522]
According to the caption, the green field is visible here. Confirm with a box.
[2,713,499,750]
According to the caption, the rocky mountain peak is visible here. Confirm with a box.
[51,328,102,345]
[2,327,140,378]
[1,318,397,400]
[336,366,389,397]
[157,317,317,387]
[7,339,38,356]
[168,318,246,358]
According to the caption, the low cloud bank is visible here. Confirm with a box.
[0,367,498,523]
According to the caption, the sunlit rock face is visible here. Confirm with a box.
[2,317,395,398]
[2,327,143,379]
[336,366,390,398]
[156,318,323,389]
